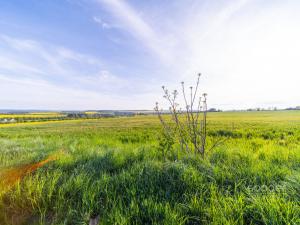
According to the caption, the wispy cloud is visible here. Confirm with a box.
[1,0,300,110]
[0,73,111,110]
[0,34,103,80]
[96,0,172,63]
[0,34,132,96]
[0,73,158,110]
[0,33,161,105]
[93,16,112,29]
[0,56,44,75]
[199,0,251,40]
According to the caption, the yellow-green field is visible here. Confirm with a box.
[0,112,64,118]
[0,111,299,224]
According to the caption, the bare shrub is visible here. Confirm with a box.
[155,73,224,158]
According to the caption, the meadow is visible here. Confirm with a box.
[0,113,64,119]
[0,113,67,125]
[0,111,299,225]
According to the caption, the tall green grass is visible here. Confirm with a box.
[0,111,299,224]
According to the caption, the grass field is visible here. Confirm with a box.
[0,113,64,119]
[0,111,299,224]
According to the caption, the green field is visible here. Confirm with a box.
[0,111,299,224]
[0,112,64,119]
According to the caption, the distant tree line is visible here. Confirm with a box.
[285,106,300,110]
[246,106,300,111]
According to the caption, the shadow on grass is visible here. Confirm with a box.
[1,147,299,225]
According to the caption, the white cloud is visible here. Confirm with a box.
[74,70,130,92]
[93,16,112,29]
[0,34,163,109]
[0,34,104,79]
[206,0,251,39]
[1,1,300,110]
[0,56,44,75]
[0,74,158,110]
[96,0,173,63]
[155,0,300,109]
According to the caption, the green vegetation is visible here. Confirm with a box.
[0,111,299,224]
[0,112,67,124]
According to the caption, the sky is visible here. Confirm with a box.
[0,0,299,110]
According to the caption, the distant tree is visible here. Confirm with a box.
[208,108,217,112]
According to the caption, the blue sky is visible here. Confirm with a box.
[0,0,300,110]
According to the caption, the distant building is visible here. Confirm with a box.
[0,118,16,123]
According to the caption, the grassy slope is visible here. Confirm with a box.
[0,111,299,224]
